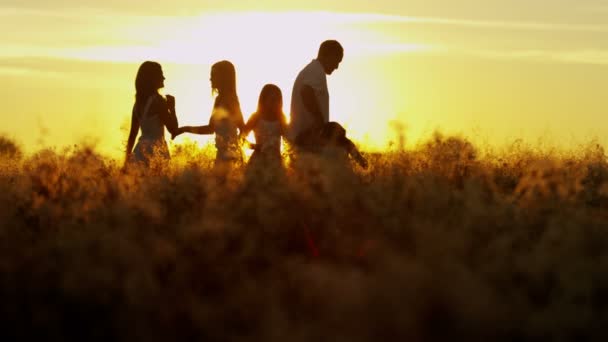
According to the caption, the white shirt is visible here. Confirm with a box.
[288,59,329,142]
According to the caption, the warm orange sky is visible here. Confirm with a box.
[1,0,608,156]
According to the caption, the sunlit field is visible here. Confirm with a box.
[1,133,607,341]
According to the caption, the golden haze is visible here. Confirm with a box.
[1,3,608,156]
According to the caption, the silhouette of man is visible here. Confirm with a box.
[288,40,367,167]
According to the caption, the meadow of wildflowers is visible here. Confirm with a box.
[1,134,607,341]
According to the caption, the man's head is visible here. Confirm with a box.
[317,40,344,75]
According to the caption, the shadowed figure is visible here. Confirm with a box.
[240,84,288,171]
[288,40,367,168]
[126,61,179,166]
[173,60,245,169]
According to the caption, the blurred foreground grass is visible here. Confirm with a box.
[1,134,608,341]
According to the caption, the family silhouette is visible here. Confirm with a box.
[126,40,368,170]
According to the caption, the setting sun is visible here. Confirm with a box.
[3,2,608,340]
[2,1,608,156]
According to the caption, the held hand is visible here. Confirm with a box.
[238,135,256,150]
[166,94,176,109]
[171,127,184,140]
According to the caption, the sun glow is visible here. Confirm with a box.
[0,8,437,156]
[3,2,608,157]
[55,11,423,152]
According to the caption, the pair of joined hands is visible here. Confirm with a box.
[171,127,185,140]
[166,95,183,140]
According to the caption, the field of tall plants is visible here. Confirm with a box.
[1,134,608,341]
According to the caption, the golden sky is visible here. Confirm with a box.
[1,0,608,156]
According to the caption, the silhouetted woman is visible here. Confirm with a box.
[174,60,245,167]
[240,84,288,169]
[126,61,179,166]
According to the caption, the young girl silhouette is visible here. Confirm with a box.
[241,84,288,169]
[174,61,245,167]
[126,61,179,166]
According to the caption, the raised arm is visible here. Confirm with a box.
[161,95,179,137]
[125,105,140,162]
[300,84,324,129]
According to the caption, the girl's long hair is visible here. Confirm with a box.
[256,84,286,122]
[135,61,163,108]
[211,60,243,123]
[211,60,237,98]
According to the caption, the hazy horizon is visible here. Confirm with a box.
[2,1,608,156]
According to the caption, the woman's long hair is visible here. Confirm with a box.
[211,60,243,122]
[256,84,286,122]
[211,60,237,97]
[135,61,163,108]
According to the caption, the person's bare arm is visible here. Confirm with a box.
[241,112,259,138]
[126,106,140,161]
[236,115,245,134]
[300,84,324,129]
[239,113,259,149]
[163,95,179,135]
[176,114,215,137]
[177,125,215,135]
[161,95,179,137]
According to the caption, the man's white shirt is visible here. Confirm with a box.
[288,59,329,142]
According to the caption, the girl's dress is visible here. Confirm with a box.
[132,94,170,165]
[211,107,242,165]
[249,118,283,168]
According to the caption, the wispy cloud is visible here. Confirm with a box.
[297,11,608,33]
[0,11,433,62]
[0,65,66,78]
[451,48,608,66]
[0,56,135,80]
[581,4,608,13]
[2,9,607,67]
[549,50,608,65]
